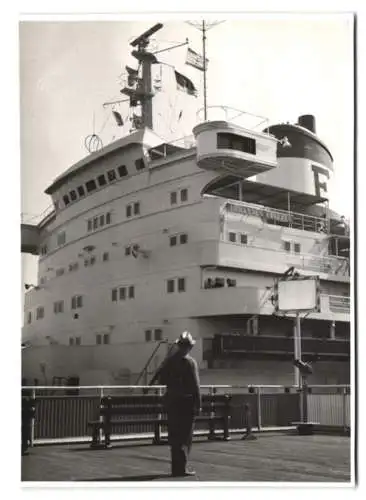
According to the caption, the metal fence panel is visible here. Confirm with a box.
[307,394,350,426]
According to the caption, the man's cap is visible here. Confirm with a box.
[175,331,196,346]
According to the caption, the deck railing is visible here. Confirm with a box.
[22,384,350,444]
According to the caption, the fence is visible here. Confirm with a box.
[22,384,350,444]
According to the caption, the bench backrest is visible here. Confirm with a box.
[99,394,231,417]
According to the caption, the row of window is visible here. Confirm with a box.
[145,329,163,342]
[61,162,135,209]
[167,277,186,293]
[217,132,256,155]
[204,277,237,289]
[227,232,302,254]
[111,285,135,302]
[126,201,140,218]
[170,188,188,205]
[41,230,191,282]
[27,295,84,324]
[170,233,188,246]
[283,241,301,253]
[42,188,191,257]
[69,330,162,346]
[228,232,248,245]
[87,211,112,232]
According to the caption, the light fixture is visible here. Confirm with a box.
[24,283,39,290]
[278,136,291,148]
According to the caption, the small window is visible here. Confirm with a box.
[102,252,109,262]
[71,296,76,309]
[90,256,96,265]
[170,235,177,247]
[84,259,89,267]
[69,190,77,201]
[27,312,32,324]
[294,243,301,254]
[119,287,126,301]
[57,231,66,246]
[106,212,111,225]
[76,296,83,308]
[180,188,188,202]
[135,158,145,171]
[134,202,140,215]
[93,217,98,230]
[36,306,44,320]
[126,205,132,218]
[63,194,70,206]
[240,233,248,245]
[180,233,188,245]
[87,219,93,232]
[128,286,135,299]
[167,279,175,293]
[154,329,163,341]
[111,288,117,302]
[118,165,128,177]
[145,330,152,342]
[69,337,74,346]
[170,191,177,205]
[283,241,291,252]
[86,179,97,193]
[178,278,186,292]
[99,214,105,227]
[75,337,81,346]
[125,246,131,256]
[97,174,107,187]
[103,334,110,345]
[107,170,116,182]
[77,185,85,197]
[96,334,102,345]
[229,232,236,243]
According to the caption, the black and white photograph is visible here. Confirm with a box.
[15,7,356,490]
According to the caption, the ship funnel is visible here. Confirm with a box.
[298,114,316,134]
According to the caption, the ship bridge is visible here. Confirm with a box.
[193,106,282,178]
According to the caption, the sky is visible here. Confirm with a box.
[19,14,354,285]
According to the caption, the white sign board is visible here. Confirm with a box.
[277,278,319,313]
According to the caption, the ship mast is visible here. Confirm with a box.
[120,23,163,130]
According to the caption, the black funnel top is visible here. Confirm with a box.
[298,115,316,134]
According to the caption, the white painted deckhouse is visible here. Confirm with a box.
[21,23,350,387]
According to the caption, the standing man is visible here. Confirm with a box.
[157,331,201,477]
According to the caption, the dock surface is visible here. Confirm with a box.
[22,433,351,483]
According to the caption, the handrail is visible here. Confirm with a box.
[134,341,168,385]
[21,383,350,391]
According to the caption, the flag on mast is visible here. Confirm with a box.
[186,47,208,71]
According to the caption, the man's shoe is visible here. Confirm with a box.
[172,469,196,477]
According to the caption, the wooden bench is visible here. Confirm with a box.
[88,393,231,448]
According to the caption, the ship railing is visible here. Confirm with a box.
[21,204,55,226]
[21,384,350,444]
[196,105,271,132]
[224,198,330,233]
[219,234,349,276]
[327,295,351,313]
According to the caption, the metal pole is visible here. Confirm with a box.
[256,387,262,431]
[294,313,302,387]
[30,388,36,447]
[202,20,207,121]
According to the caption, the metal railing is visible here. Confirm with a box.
[22,384,350,444]
[196,105,270,132]
[328,295,351,313]
[224,199,329,234]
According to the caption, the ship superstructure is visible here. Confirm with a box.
[21,23,350,387]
